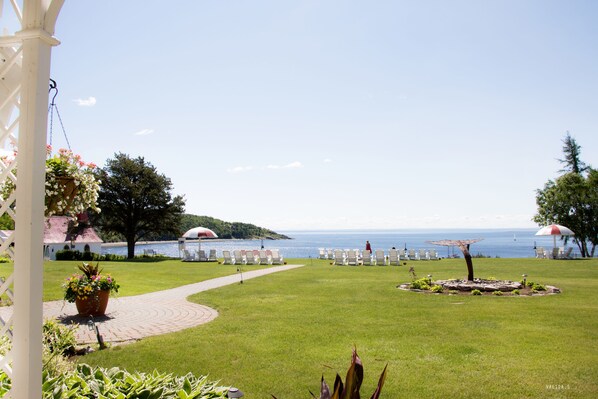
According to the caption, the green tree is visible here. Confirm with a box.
[558,131,588,175]
[534,170,597,257]
[93,153,185,258]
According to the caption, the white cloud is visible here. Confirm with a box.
[283,161,303,169]
[228,166,253,173]
[134,129,154,136]
[266,161,303,170]
[74,97,97,107]
[323,158,333,163]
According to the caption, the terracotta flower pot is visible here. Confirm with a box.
[75,289,110,316]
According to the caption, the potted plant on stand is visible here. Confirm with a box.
[63,262,119,316]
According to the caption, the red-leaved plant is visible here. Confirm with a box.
[273,348,387,399]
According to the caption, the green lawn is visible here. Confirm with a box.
[77,258,598,398]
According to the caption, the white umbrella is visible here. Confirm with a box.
[181,226,218,250]
[535,224,574,250]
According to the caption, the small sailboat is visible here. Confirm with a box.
[513,233,517,242]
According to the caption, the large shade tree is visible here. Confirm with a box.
[534,134,597,257]
[94,153,185,258]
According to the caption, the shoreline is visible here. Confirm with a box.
[101,238,270,248]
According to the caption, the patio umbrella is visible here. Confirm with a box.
[182,226,218,250]
[535,224,574,250]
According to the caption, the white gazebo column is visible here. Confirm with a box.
[11,1,64,398]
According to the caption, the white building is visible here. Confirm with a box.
[42,215,103,260]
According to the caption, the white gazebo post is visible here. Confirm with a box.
[0,0,63,397]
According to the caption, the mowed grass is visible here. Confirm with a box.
[0,259,266,301]
[80,258,598,398]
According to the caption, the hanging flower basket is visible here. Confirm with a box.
[46,176,78,215]
[0,146,100,218]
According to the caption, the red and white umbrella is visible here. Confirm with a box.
[182,226,218,250]
[535,224,574,249]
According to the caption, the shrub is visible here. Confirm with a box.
[42,318,77,356]
[493,290,503,296]
[431,285,444,293]
[471,289,482,296]
[56,249,79,260]
[101,253,127,261]
[56,249,100,261]
[511,289,520,295]
[410,277,432,290]
[81,250,96,261]
[532,283,546,291]
[449,289,459,295]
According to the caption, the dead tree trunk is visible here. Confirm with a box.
[459,243,475,281]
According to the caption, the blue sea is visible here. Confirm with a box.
[101,228,574,259]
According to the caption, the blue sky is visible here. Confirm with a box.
[11,0,598,230]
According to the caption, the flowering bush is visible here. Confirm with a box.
[0,146,100,217]
[63,262,119,302]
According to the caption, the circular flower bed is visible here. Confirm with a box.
[398,278,561,296]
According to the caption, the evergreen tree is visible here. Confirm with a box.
[93,153,185,258]
[558,131,588,175]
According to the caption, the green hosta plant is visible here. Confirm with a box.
[40,365,229,399]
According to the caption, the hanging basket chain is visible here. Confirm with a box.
[48,78,72,151]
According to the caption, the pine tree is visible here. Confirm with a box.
[558,131,588,175]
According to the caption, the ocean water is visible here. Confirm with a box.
[101,228,574,259]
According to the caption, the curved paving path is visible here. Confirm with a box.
[1,264,303,345]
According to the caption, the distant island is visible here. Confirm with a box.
[93,214,291,243]
[179,214,291,240]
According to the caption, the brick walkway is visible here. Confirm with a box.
[0,264,303,345]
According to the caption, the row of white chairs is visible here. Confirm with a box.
[535,246,573,259]
[319,248,440,265]
[181,249,218,262]
[223,249,284,265]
